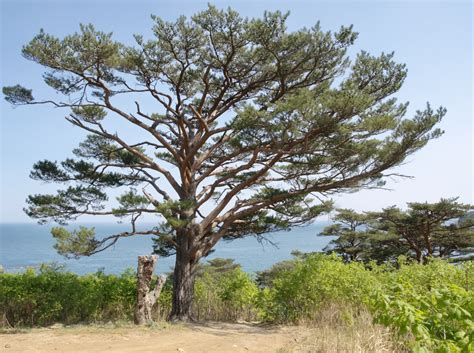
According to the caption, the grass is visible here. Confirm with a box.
[280,304,406,353]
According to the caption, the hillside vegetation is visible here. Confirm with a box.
[1,255,472,352]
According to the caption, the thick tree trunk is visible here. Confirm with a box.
[134,255,166,325]
[169,249,197,322]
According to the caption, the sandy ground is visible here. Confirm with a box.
[0,322,304,353]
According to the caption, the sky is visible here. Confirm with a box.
[0,0,472,223]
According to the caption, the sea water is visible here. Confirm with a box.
[0,222,334,275]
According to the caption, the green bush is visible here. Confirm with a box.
[259,254,473,352]
[193,260,261,321]
[261,253,378,323]
[371,259,473,352]
[0,264,136,326]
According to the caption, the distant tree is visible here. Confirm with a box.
[372,198,474,263]
[195,258,240,277]
[255,250,304,287]
[321,198,474,263]
[319,209,373,261]
[3,6,444,320]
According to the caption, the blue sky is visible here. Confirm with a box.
[1,0,472,223]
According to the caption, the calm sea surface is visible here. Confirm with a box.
[0,222,333,275]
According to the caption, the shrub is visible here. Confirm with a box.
[261,253,378,323]
[371,259,473,352]
[262,254,473,352]
[193,259,261,321]
[0,264,136,326]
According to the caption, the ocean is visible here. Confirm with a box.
[0,222,334,275]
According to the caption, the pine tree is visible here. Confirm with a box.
[3,6,445,320]
[321,198,474,263]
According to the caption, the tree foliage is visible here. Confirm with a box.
[321,198,474,263]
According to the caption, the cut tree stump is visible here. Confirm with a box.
[134,255,166,325]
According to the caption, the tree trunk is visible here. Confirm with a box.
[169,249,197,322]
[134,255,166,325]
[415,249,424,264]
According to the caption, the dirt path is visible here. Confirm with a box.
[0,322,303,353]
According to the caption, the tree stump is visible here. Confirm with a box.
[134,255,166,325]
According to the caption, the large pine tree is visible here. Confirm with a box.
[3,6,445,320]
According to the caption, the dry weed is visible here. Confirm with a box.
[282,303,407,353]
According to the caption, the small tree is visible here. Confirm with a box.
[320,209,378,262]
[3,6,445,320]
[321,198,474,263]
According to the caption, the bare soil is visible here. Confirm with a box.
[0,322,304,353]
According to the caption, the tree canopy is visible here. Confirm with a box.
[321,198,474,263]
[3,5,445,320]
